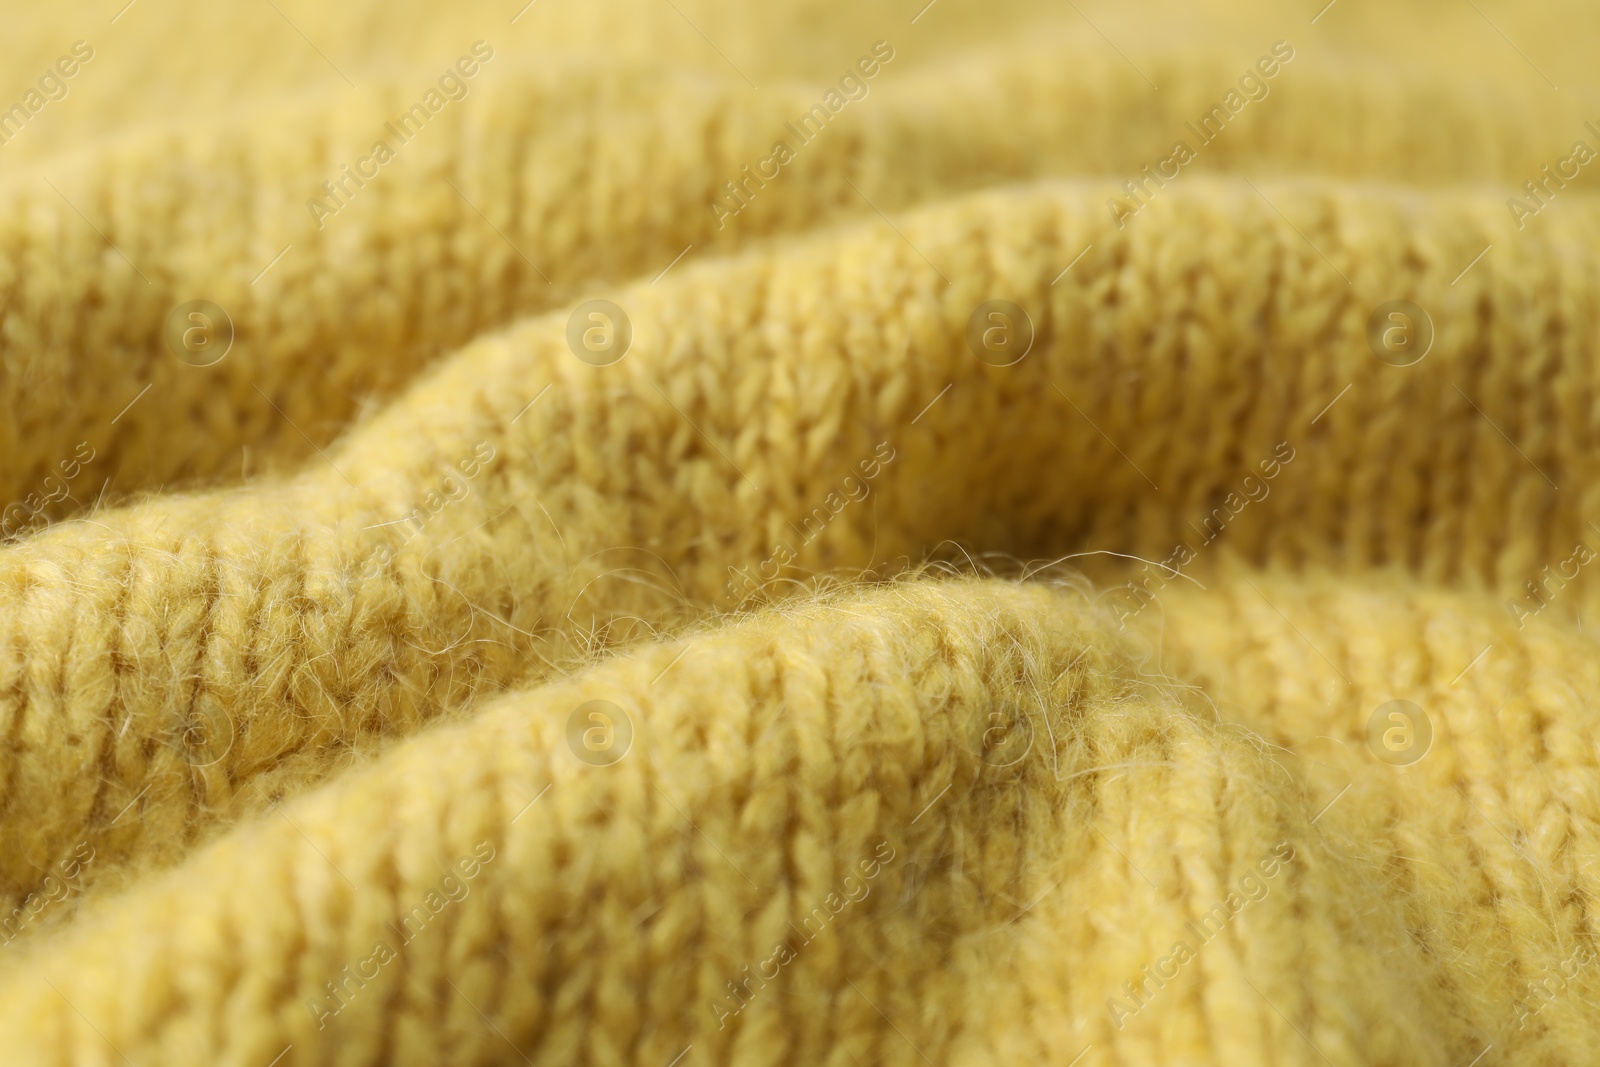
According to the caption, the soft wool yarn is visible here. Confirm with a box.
[3,0,1600,1064]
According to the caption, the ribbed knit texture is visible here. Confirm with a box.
[3,0,1600,1064]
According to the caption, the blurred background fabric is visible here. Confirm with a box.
[1,0,1598,1064]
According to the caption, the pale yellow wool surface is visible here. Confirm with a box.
[4,0,1600,1064]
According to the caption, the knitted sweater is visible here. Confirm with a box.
[1,0,1598,1064]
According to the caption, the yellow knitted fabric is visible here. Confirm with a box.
[4,0,1600,1064]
